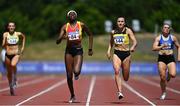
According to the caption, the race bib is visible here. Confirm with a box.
[68,31,80,41]
[7,36,19,44]
[114,36,124,44]
[161,42,171,50]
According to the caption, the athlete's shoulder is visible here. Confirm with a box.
[75,20,81,23]
[126,27,133,33]
[63,23,67,27]
[155,34,161,41]
[170,34,177,41]
[169,34,175,37]
[125,27,131,30]
[111,30,115,35]
[156,34,161,37]
[63,23,68,29]
[3,32,8,37]
[79,21,87,29]
[79,21,84,26]
[15,31,22,35]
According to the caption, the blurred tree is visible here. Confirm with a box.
[0,0,179,43]
[71,1,106,34]
[42,4,67,38]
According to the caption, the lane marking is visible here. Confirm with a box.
[0,76,52,92]
[123,82,156,106]
[86,75,96,106]
[138,77,180,94]
[15,79,66,106]
[0,75,36,84]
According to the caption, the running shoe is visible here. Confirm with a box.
[68,96,76,103]
[12,74,18,88]
[74,75,79,80]
[14,81,18,88]
[11,79,17,88]
[74,73,80,80]
[9,84,15,96]
[160,92,166,100]
[117,92,124,99]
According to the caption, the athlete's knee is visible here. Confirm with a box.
[114,70,120,75]
[67,78,73,86]
[11,63,17,67]
[74,68,81,75]
[160,76,166,82]
[123,73,129,81]
[123,76,129,81]
[122,69,129,81]
[66,72,73,79]
[171,73,176,78]
[67,76,73,84]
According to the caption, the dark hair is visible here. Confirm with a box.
[118,16,126,21]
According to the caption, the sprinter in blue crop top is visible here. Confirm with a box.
[152,23,180,100]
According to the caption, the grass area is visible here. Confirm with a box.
[14,33,180,62]
[23,35,109,61]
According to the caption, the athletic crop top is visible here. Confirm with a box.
[66,21,82,42]
[6,32,19,45]
[113,28,129,45]
[159,34,174,50]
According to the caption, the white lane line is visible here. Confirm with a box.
[86,75,96,106]
[0,75,36,84]
[138,77,180,94]
[0,79,8,84]
[123,82,156,106]
[15,79,66,106]
[0,76,52,92]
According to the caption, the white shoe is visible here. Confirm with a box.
[12,75,17,88]
[160,92,166,100]
[14,81,18,88]
[68,96,76,103]
[117,92,124,99]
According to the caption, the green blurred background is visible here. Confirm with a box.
[0,0,180,62]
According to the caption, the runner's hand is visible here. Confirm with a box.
[56,39,61,44]
[88,49,93,56]
[106,51,111,60]
[130,47,135,52]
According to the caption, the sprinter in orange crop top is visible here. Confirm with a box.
[56,10,93,103]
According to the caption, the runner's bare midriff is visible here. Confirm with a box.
[6,45,19,55]
[114,44,129,51]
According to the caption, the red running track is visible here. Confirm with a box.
[0,74,180,106]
